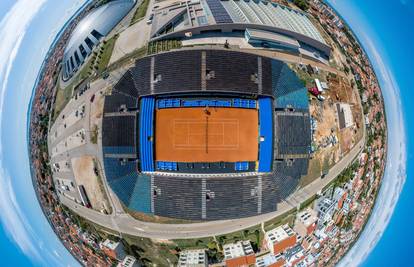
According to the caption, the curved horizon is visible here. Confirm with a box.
[0,0,410,266]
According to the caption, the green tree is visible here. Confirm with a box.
[294,0,309,11]
[375,111,382,123]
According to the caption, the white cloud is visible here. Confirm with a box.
[337,32,407,266]
[0,168,43,262]
[0,0,50,264]
[0,0,89,265]
[0,0,46,117]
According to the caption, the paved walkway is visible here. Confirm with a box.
[109,0,153,65]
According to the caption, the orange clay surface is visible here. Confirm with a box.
[155,107,259,162]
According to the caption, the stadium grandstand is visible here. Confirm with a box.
[150,0,330,59]
[101,48,312,220]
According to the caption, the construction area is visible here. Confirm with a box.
[293,64,364,187]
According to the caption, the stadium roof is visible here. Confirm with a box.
[150,0,330,56]
[62,0,134,81]
[220,0,325,44]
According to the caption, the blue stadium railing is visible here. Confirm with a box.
[156,98,256,109]
[139,97,155,172]
[156,161,178,171]
[234,162,249,171]
[258,97,274,172]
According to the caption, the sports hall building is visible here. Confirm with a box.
[150,0,330,59]
[101,48,312,221]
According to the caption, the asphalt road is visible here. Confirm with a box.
[61,133,364,239]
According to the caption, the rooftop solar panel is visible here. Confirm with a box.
[206,0,233,23]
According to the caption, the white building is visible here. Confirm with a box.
[315,78,324,93]
[178,249,207,267]
[264,224,297,255]
[223,240,254,260]
[337,103,354,129]
[294,208,318,237]
[256,253,285,267]
[117,255,139,267]
[101,239,126,260]
[285,245,305,266]
[332,187,347,209]
[315,198,336,224]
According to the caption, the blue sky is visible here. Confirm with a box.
[326,0,414,266]
[0,0,411,266]
[0,1,88,266]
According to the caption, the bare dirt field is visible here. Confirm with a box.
[71,156,110,212]
[89,89,105,144]
[90,90,105,126]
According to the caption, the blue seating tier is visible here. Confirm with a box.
[156,98,257,109]
[232,98,257,108]
[128,174,152,213]
[273,64,309,110]
[234,162,249,171]
[157,98,180,108]
[258,97,274,172]
[139,97,155,172]
[156,161,178,171]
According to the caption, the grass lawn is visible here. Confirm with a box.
[52,83,72,122]
[96,35,119,73]
[172,237,215,250]
[130,0,150,25]
[216,224,263,250]
[123,234,179,266]
[52,54,97,122]
[263,208,297,232]
[299,194,317,210]
[147,40,182,54]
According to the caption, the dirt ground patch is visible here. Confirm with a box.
[90,89,105,126]
[89,89,106,143]
[71,156,109,212]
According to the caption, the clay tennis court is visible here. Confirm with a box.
[155,107,259,162]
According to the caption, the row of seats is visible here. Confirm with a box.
[156,98,257,109]
[128,49,288,96]
[103,146,136,156]
[234,161,249,171]
[182,99,231,107]
[275,112,311,156]
[102,115,137,148]
[102,157,306,220]
[103,158,137,182]
[273,64,309,110]
[139,97,155,172]
[258,97,274,172]
[128,173,152,213]
[103,91,138,113]
[233,98,256,108]
[157,98,180,108]
[114,50,310,110]
[156,161,178,171]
